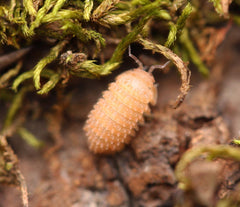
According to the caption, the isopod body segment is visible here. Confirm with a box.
[84,68,157,154]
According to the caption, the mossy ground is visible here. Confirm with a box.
[0,1,240,206]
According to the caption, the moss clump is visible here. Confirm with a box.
[0,0,234,95]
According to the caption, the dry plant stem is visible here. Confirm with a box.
[175,145,240,191]
[0,135,28,207]
[16,170,29,207]
[0,47,31,71]
[138,38,191,108]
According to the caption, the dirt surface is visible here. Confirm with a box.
[1,26,240,207]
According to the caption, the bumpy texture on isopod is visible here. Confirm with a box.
[84,69,157,154]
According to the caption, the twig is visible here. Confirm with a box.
[0,47,32,71]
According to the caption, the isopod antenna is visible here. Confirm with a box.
[128,46,144,70]
[148,60,171,74]
[128,46,170,73]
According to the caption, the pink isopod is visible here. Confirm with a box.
[84,48,169,154]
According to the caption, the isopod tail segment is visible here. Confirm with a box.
[128,46,170,74]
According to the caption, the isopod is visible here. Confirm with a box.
[84,48,169,154]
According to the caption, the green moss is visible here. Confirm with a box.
[18,127,44,148]
[176,145,240,191]
[3,86,32,130]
